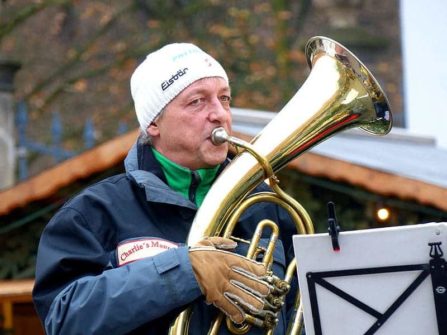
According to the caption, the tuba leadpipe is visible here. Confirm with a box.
[169,36,392,334]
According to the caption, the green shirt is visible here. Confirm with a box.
[152,148,220,207]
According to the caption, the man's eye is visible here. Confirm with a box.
[189,98,203,106]
[220,95,231,103]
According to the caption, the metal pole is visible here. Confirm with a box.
[0,57,21,189]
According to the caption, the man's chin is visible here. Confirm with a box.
[203,150,228,167]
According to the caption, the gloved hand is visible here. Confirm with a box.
[189,237,271,324]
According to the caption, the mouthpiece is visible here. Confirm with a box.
[211,127,229,145]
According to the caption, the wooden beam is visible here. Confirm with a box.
[0,279,35,333]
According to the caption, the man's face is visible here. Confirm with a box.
[148,77,232,170]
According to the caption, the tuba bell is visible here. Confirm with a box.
[169,36,392,334]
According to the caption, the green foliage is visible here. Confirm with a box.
[277,170,447,234]
[278,170,371,233]
[0,218,46,279]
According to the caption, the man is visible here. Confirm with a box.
[33,43,297,334]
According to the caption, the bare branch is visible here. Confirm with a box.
[0,0,72,41]
[24,2,136,101]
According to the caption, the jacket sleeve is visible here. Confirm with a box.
[32,207,202,335]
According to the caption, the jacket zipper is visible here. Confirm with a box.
[189,171,201,204]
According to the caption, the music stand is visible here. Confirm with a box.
[293,222,447,335]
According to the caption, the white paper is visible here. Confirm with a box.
[293,222,447,335]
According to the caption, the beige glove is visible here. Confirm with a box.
[189,237,271,324]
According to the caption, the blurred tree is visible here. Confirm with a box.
[0,0,314,162]
[0,0,402,178]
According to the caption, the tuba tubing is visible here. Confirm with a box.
[169,36,392,334]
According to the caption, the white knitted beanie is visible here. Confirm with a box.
[130,43,229,134]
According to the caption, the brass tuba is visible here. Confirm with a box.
[169,36,392,334]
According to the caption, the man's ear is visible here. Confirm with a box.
[147,122,160,137]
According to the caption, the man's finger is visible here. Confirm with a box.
[231,266,271,297]
[226,280,266,312]
[214,294,245,324]
[193,236,237,250]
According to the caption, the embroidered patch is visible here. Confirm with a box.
[117,238,179,266]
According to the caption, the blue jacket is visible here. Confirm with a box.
[32,138,298,334]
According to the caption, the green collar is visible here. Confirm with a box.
[151,148,220,207]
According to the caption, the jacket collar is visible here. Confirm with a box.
[124,136,230,209]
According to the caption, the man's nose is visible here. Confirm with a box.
[208,98,229,122]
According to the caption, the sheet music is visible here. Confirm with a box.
[293,222,447,335]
